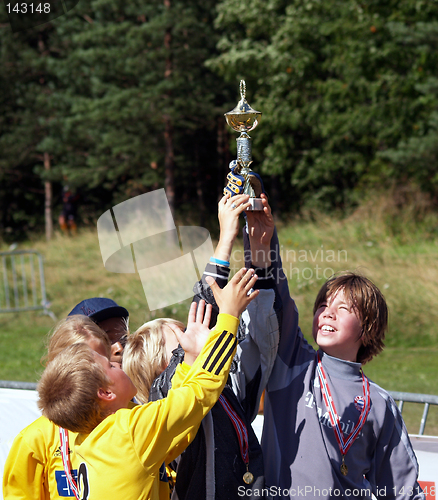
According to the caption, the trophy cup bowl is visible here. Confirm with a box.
[224,102,261,133]
[224,80,263,211]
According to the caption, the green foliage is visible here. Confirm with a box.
[210,0,438,210]
[0,0,232,237]
[2,0,438,237]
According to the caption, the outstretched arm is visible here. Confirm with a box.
[245,194,275,268]
[205,267,259,317]
[178,270,259,366]
[243,198,306,383]
[193,193,251,327]
[150,195,253,400]
[213,193,251,264]
[230,195,280,420]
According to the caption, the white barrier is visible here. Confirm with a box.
[1,391,437,499]
[0,388,41,500]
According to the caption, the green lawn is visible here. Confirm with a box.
[1,201,437,434]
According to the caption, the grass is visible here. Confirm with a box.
[0,191,437,434]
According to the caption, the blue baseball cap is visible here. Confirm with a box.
[68,298,129,324]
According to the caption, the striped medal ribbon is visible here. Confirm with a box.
[59,427,81,500]
[316,353,371,476]
[218,394,254,484]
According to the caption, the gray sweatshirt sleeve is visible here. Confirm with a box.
[231,286,279,422]
[369,389,425,500]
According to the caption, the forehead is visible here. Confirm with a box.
[163,323,184,335]
[318,286,355,309]
[93,350,110,368]
[326,287,361,319]
[86,337,110,358]
[96,317,127,343]
[327,288,349,303]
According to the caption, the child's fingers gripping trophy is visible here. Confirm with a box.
[205,267,259,319]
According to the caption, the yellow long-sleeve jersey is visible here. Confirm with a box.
[3,313,238,500]
[3,415,77,500]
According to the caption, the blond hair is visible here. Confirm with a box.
[313,272,388,364]
[38,343,112,433]
[42,315,111,365]
[123,318,184,404]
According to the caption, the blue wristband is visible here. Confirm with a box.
[210,257,230,267]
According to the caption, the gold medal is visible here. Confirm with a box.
[243,471,254,484]
[340,456,348,476]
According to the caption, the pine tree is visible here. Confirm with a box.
[0,0,232,237]
[210,0,438,210]
[378,21,438,198]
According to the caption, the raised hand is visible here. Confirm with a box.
[173,300,213,365]
[213,193,252,264]
[245,194,275,267]
[205,267,259,319]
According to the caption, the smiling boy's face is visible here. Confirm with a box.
[312,288,363,362]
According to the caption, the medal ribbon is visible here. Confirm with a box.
[59,427,81,500]
[218,394,249,466]
[316,353,371,457]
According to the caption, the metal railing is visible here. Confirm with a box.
[0,250,55,320]
[0,380,37,390]
[0,385,436,436]
[389,391,438,435]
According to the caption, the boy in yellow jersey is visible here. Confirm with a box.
[2,316,111,500]
[36,268,258,500]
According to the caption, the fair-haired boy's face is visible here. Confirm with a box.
[93,351,137,409]
[312,288,362,362]
[163,324,182,365]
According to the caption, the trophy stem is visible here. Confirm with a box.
[236,132,252,167]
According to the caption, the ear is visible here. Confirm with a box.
[97,387,116,403]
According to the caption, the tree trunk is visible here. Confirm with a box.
[163,0,174,213]
[44,152,53,241]
[164,117,174,213]
[217,116,228,199]
[195,143,206,226]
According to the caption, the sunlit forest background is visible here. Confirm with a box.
[1,0,438,238]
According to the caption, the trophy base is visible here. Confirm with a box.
[246,198,264,211]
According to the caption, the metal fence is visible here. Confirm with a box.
[0,380,37,390]
[0,250,55,320]
[389,391,438,435]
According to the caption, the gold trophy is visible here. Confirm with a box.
[224,80,263,211]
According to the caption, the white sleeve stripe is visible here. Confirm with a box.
[203,271,227,280]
